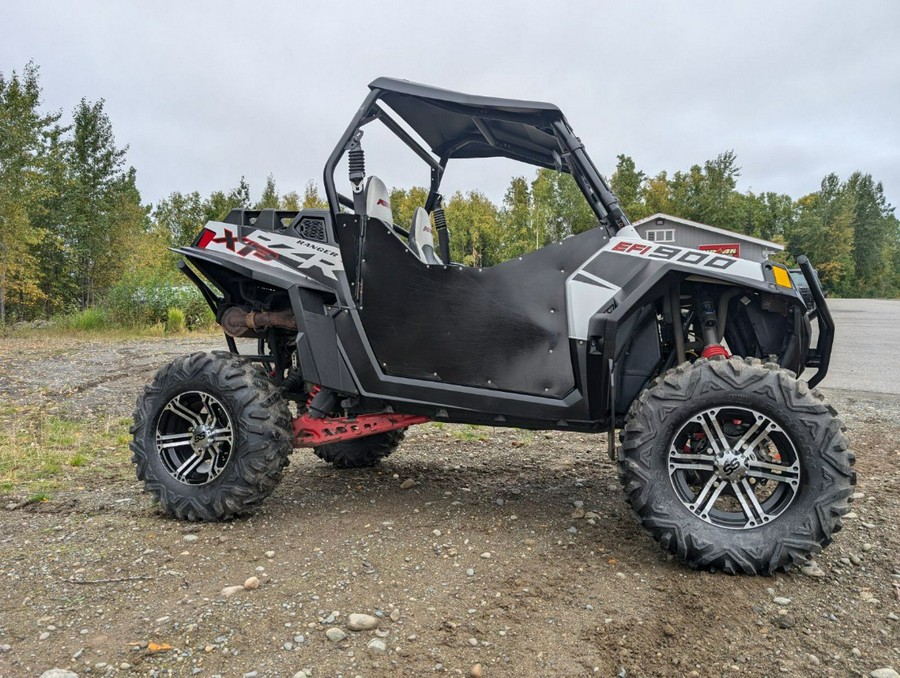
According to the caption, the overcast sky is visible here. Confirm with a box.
[3,0,899,212]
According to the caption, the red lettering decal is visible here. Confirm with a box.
[612,241,630,252]
[627,243,651,254]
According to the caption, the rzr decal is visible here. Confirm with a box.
[195,221,344,280]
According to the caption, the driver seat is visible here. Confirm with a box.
[364,176,394,225]
[408,207,442,265]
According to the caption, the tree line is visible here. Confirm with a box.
[1,63,898,327]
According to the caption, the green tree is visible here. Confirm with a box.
[302,180,328,209]
[532,169,596,244]
[444,190,500,267]
[63,98,140,308]
[254,174,279,209]
[497,176,533,259]
[642,171,674,216]
[846,172,895,297]
[0,62,66,324]
[786,175,855,294]
[389,186,429,228]
[610,154,647,220]
[154,191,205,248]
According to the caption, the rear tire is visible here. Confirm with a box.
[314,430,405,469]
[618,356,855,575]
[131,351,292,521]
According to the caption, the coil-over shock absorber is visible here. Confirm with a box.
[347,130,366,213]
[432,196,451,263]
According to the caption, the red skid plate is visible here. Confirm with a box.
[292,412,430,447]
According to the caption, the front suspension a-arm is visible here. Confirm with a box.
[292,412,429,447]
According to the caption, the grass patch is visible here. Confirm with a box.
[65,307,109,331]
[0,407,132,498]
[452,424,492,442]
[165,307,186,334]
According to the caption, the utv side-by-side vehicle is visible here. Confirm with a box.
[131,78,854,574]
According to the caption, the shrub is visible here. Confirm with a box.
[66,307,109,331]
[103,271,215,329]
[165,307,186,334]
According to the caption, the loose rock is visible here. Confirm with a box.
[470,664,484,678]
[183,534,198,542]
[774,613,796,629]
[870,670,900,678]
[773,597,792,606]
[366,638,387,653]
[400,479,417,490]
[348,613,380,631]
[325,627,346,642]
[800,562,826,578]
[390,608,401,622]
[243,576,260,590]
[221,585,244,598]
[39,671,79,678]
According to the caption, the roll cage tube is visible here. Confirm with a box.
[322,85,631,241]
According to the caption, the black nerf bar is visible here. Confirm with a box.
[796,255,833,388]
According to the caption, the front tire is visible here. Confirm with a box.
[131,351,293,521]
[618,356,855,575]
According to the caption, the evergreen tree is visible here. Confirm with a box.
[63,98,138,307]
[0,63,66,324]
[302,180,328,209]
[254,174,279,209]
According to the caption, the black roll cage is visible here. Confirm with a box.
[322,83,631,249]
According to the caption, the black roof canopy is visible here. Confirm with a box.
[368,77,567,169]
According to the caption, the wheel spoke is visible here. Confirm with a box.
[730,479,771,527]
[165,397,203,426]
[746,464,800,485]
[693,477,726,517]
[156,431,193,442]
[670,461,717,472]
[734,414,771,452]
[200,393,218,426]
[158,439,193,450]
[696,410,725,455]
[173,453,205,482]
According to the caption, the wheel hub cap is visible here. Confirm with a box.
[715,450,750,481]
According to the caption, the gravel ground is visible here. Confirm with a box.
[0,334,898,678]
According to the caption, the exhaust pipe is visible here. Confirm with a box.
[221,307,297,337]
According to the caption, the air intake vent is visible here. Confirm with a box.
[297,217,327,242]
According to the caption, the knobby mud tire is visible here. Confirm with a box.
[314,430,405,469]
[131,351,293,521]
[618,356,855,575]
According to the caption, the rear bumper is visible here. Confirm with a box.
[797,255,833,388]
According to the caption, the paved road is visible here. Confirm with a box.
[819,298,900,395]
